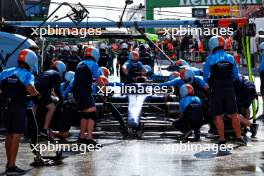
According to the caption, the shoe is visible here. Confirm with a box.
[233,138,247,146]
[5,165,26,175]
[181,130,192,139]
[250,123,259,138]
[257,114,264,120]
[242,127,249,135]
[77,137,87,144]
[121,129,130,139]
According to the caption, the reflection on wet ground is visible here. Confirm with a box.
[1,123,264,176]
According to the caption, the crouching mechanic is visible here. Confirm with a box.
[180,68,209,111]
[173,84,203,140]
[203,35,245,145]
[180,68,208,92]
[73,46,105,146]
[0,49,40,174]
[159,68,208,97]
[234,75,258,137]
[33,61,66,137]
[122,51,146,84]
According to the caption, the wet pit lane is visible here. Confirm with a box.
[0,76,264,176]
[1,124,264,176]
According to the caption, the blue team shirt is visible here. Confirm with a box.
[259,55,264,73]
[159,77,185,88]
[0,67,34,86]
[203,50,239,83]
[123,60,144,71]
[179,96,202,113]
[192,76,208,89]
[60,79,74,99]
[189,67,203,76]
[159,76,208,89]
[78,60,101,79]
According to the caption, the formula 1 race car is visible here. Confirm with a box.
[53,83,180,139]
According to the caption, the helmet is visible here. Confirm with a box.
[135,48,140,54]
[175,59,189,67]
[84,46,100,62]
[97,75,109,86]
[180,84,194,98]
[208,36,225,51]
[99,43,107,50]
[180,68,195,83]
[129,51,139,61]
[71,46,78,52]
[63,46,70,51]
[64,71,75,82]
[121,43,128,49]
[100,67,110,78]
[144,44,150,49]
[51,61,66,75]
[17,49,38,72]
[169,71,180,81]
